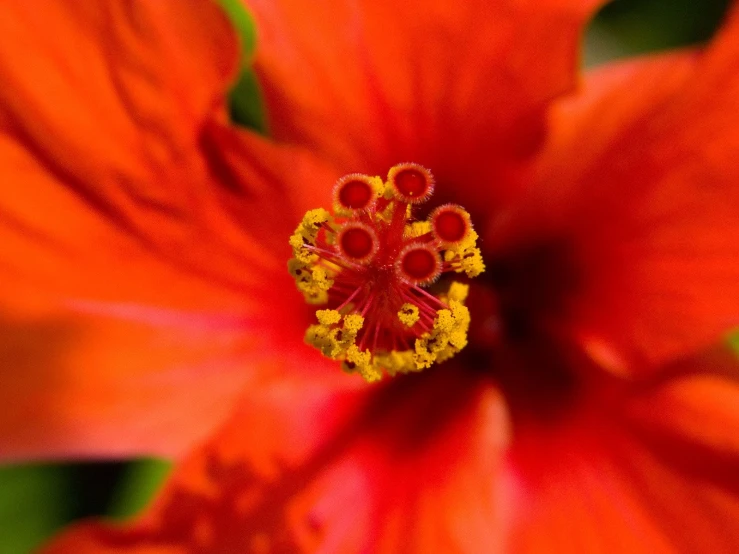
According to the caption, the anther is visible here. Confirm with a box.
[388,163,434,204]
[430,204,471,246]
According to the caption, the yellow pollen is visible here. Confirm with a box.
[443,228,485,278]
[343,345,381,382]
[447,282,470,303]
[373,350,417,377]
[288,259,333,305]
[398,304,420,327]
[414,300,471,370]
[305,312,366,359]
[316,309,341,326]
[404,220,432,238]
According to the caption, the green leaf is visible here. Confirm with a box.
[229,69,268,134]
[0,465,71,554]
[217,0,267,133]
[729,329,739,356]
[585,0,731,67]
[217,0,257,57]
[107,459,173,520]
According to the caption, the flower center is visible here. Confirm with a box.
[289,163,485,382]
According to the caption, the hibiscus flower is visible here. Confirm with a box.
[1,0,738,552]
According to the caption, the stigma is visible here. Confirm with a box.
[289,163,485,382]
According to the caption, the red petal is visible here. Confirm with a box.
[0,0,336,311]
[0,128,339,460]
[509,349,739,553]
[0,123,341,459]
[497,8,739,371]
[0,307,263,461]
[0,0,340,458]
[0,0,245,310]
[246,0,606,179]
[624,347,739,462]
[41,369,509,553]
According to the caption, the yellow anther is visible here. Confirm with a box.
[443,227,485,278]
[413,341,436,369]
[305,311,366,369]
[404,220,431,238]
[451,227,479,252]
[447,301,470,349]
[288,259,332,304]
[287,258,304,278]
[369,176,385,195]
[300,208,331,239]
[413,299,471,370]
[289,234,316,264]
[316,309,341,326]
[374,201,396,224]
[305,323,335,357]
[397,303,420,327]
[374,350,417,376]
[306,325,340,358]
[446,282,469,303]
[288,231,304,251]
[380,180,395,200]
[290,209,331,261]
[343,314,365,334]
[459,248,485,277]
[343,345,381,382]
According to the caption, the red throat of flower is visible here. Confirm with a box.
[289,163,485,382]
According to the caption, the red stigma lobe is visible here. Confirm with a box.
[338,224,377,262]
[397,245,441,285]
[337,178,375,210]
[431,204,471,245]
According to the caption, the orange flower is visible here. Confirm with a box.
[0,0,738,552]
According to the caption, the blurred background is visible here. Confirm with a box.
[0,0,732,552]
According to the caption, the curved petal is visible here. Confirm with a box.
[40,369,508,553]
[0,309,257,461]
[0,0,344,458]
[495,6,739,372]
[0,264,348,462]
[246,0,606,181]
[0,118,342,459]
[508,349,739,553]
[625,352,739,457]
[0,120,345,459]
[0,0,280,312]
